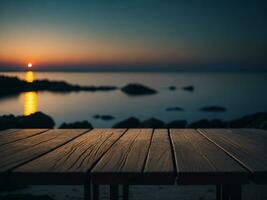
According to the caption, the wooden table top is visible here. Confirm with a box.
[0,128,266,185]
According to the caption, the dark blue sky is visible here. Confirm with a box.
[0,0,266,71]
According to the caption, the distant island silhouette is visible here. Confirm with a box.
[0,75,159,97]
[0,75,117,95]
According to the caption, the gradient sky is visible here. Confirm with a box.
[0,0,266,71]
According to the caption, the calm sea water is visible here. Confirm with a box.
[0,71,267,127]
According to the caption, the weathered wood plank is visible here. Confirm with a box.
[0,129,48,146]
[143,129,175,184]
[0,129,88,177]
[226,128,267,140]
[91,129,153,184]
[170,129,249,184]
[11,129,126,184]
[0,129,19,135]
[199,128,267,184]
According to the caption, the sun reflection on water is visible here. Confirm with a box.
[24,71,37,115]
[24,91,37,116]
[25,71,34,83]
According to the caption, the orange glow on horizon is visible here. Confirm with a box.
[0,30,185,67]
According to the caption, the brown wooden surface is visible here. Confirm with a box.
[199,128,267,184]
[0,129,19,135]
[0,128,266,186]
[0,129,88,182]
[11,129,125,184]
[170,129,249,184]
[143,129,175,184]
[0,129,48,146]
[91,129,153,184]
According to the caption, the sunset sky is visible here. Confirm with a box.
[0,0,266,71]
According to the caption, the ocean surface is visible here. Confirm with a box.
[0,71,267,127]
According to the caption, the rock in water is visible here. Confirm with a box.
[0,112,55,129]
[182,85,195,91]
[121,83,157,96]
[101,115,115,120]
[166,120,187,128]
[229,112,267,129]
[113,117,141,128]
[139,118,165,128]
[59,121,93,129]
[166,107,184,111]
[168,86,177,91]
[93,115,115,120]
[188,119,226,128]
[199,106,226,112]
[19,112,55,128]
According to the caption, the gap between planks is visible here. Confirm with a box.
[84,128,129,174]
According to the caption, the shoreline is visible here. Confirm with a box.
[1,111,267,130]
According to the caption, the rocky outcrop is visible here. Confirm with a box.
[113,117,141,128]
[0,112,55,129]
[188,119,226,128]
[229,112,267,129]
[93,115,115,120]
[1,111,267,130]
[111,112,267,129]
[59,121,93,129]
[166,120,187,128]
[166,107,184,111]
[182,85,194,92]
[139,118,165,128]
[199,106,226,112]
[121,84,157,96]
[168,86,177,91]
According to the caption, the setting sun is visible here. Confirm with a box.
[28,63,32,68]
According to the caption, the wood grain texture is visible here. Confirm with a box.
[0,129,88,174]
[225,128,267,140]
[0,129,48,146]
[0,128,261,187]
[0,129,19,135]
[170,129,249,184]
[143,129,175,184]
[91,129,153,184]
[12,129,125,184]
[199,128,267,184]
